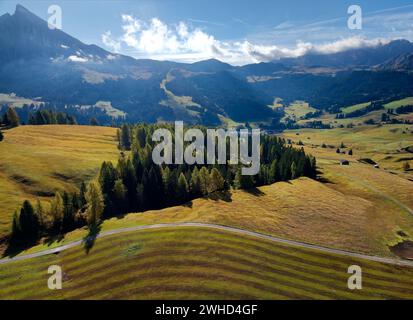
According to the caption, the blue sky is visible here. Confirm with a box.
[1,0,413,64]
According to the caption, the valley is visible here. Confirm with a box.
[0,3,413,302]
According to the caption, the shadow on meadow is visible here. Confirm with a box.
[244,188,265,197]
[82,222,102,254]
[207,190,233,202]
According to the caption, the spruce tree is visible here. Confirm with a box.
[6,107,19,127]
[269,159,278,183]
[113,179,127,214]
[291,162,297,179]
[99,162,117,195]
[50,193,64,234]
[135,126,146,149]
[19,200,40,242]
[177,173,189,203]
[162,166,176,202]
[136,183,145,211]
[120,124,131,150]
[190,167,201,197]
[85,181,104,227]
[208,168,225,193]
[198,167,210,195]
[234,168,254,190]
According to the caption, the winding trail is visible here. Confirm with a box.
[1,222,413,267]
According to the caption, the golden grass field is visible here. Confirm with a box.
[1,124,413,300]
[384,97,413,109]
[2,227,413,300]
[341,102,371,114]
[283,124,413,176]
[282,101,317,122]
[0,124,411,259]
[0,125,119,238]
[295,97,413,128]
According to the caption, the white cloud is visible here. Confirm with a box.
[67,55,88,63]
[314,37,388,54]
[101,14,405,65]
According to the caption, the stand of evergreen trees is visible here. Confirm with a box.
[0,107,77,127]
[9,186,88,248]
[28,109,77,125]
[8,123,316,249]
[1,107,20,128]
[387,105,413,115]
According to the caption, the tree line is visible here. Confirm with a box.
[28,109,77,125]
[387,105,413,115]
[8,123,317,250]
[0,107,78,127]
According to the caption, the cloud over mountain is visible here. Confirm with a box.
[101,16,391,65]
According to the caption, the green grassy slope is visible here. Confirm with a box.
[384,97,413,109]
[283,124,413,174]
[1,227,413,300]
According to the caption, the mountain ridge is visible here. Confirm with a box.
[0,4,412,125]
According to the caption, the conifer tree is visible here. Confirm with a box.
[85,181,104,227]
[120,124,131,150]
[162,166,176,201]
[6,107,19,127]
[269,159,278,183]
[198,167,210,195]
[291,162,297,179]
[113,179,127,214]
[208,168,225,193]
[50,193,64,233]
[18,200,40,242]
[177,173,189,202]
[190,167,201,197]
[234,168,254,190]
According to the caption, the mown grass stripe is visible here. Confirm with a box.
[4,229,412,296]
[33,251,397,300]
[2,228,413,299]
[66,269,323,300]
[56,243,405,299]
[59,233,413,288]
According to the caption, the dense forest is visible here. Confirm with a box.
[0,106,77,127]
[7,123,317,251]
[0,103,122,126]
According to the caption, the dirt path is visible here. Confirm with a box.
[1,222,413,267]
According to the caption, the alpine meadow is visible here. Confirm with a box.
[0,1,413,306]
